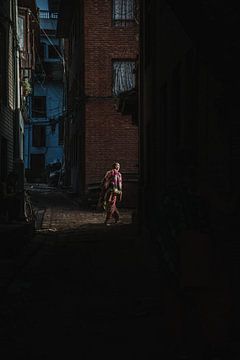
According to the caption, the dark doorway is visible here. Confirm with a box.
[30,153,45,181]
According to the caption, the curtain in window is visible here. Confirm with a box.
[113,61,135,95]
[18,16,25,50]
[113,0,134,21]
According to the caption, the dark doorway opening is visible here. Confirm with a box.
[30,153,45,182]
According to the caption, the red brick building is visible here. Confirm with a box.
[57,0,139,207]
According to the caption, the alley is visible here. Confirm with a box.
[0,188,176,359]
[2,1,240,358]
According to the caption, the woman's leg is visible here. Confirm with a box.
[104,196,117,224]
[113,205,120,223]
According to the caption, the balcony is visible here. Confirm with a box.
[39,10,58,19]
[39,10,58,31]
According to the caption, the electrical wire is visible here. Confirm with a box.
[34,43,47,88]
[28,9,65,123]
[30,10,65,70]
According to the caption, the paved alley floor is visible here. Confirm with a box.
[0,188,178,359]
[1,187,238,359]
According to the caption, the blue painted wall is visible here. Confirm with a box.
[24,0,64,177]
[24,82,64,168]
[36,0,48,11]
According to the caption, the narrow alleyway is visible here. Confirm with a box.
[0,187,180,359]
[1,187,237,359]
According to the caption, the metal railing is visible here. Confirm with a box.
[39,10,58,19]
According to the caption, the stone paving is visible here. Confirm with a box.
[41,196,132,232]
[0,187,237,359]
[0,188,176,359]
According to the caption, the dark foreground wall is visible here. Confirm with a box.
[139,0,240,350]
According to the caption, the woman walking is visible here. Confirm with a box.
[98,162,122,226]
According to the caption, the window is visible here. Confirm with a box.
[32,125,46,147]
[32,96,46,117]
[112,60,136,96]
[112,0,135,26]
[0,26,7,106]
[48,45,61,59]
[18,16,25,50]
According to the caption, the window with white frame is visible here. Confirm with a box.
[112,0,135,25]
[112,60,136,96]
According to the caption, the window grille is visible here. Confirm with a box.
[112,60,136,96]
[112,0,135,26]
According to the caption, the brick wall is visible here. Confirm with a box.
[84,0,139,97]
[84,0,139,205]
[85,99,138,184]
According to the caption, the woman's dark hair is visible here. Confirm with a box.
[112,162,120,169]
